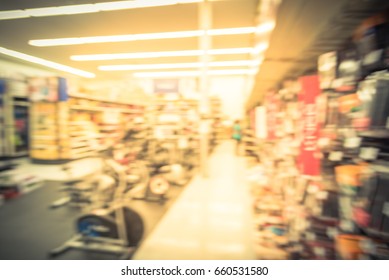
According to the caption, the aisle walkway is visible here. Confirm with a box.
[133,141,256,260]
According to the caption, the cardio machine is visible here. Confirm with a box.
[49,148,144,259]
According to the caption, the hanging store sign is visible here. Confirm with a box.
[153,79,179,94]
[298,75,321,176]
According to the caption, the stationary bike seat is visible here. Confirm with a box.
[64,179,84,186]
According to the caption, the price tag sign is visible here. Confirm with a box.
[332,79,343,89]
[359,147,379,160]
[307,184,319,194]
[313,247,326,257]
[318,138,330,147]
[326,227,338,239]
[360,239,375,254]
[178,137,188,149]
[154,127,164,139]
[382,202,389,217]
[340,220,354,231]
[317,191,329,200]
[306,232,316,241]
[328,151,343,161]
[344,137,362,148]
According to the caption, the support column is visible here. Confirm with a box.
[198,0,212,177]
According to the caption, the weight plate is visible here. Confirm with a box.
[108,207,145,246]
[149,176,169,195]
[77,207,144,247]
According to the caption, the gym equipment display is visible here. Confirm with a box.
[49,151,145,259]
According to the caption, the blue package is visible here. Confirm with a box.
[58,77,68,101]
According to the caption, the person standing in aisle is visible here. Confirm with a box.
[232,120,242,155]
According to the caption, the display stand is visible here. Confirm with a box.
[250,10,389,259]
[0,77,29,159]
[28,77,145,164]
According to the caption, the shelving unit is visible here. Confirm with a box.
[0,77,30,158]
[28,77,145,163]
[249,9,389,260]
[208,97,225,150]
[149,96,200,138]
[147,95,200,165]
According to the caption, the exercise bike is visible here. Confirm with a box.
[112,130,174,204]
[49,148,144,259]
[49,158,119,209]
[114,143,171,204]
[162,137,198,187]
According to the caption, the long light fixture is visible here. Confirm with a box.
[0,0,202,21]
[133,69,257,78]
[99,60,260,71]
[99,60,259,71]
[255,21,275,35]
[0,47,95,78]
[29,26,259,47]
[71,48,256,61]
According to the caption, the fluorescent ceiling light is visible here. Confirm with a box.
[0,1,202,21]
[208,27,256,36]
[0,47,95,78]
[96,0,201,11]
[256,21,276,34]
[210,48,257,56]
[133,69,257,78]
[100,62,201,71]
[26,5,100,17]
[71,48,255,61]
[99,60,259,71]
[29,27,258,47]
[253,42,269,54]
[0,10,29,20]
[30,30,202,46]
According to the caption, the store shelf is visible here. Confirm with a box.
[69,93,138,106]
[70,105,107,112]
[31,135,69,140]
[69,121,94,126]
[70,105,140,114]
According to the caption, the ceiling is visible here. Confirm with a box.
[2,0,388,110]
[0,0,260,80]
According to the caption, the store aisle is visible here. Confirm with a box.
[133,141,256,260]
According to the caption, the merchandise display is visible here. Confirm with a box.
[1,81,204,258]
[28,77,145,163]
[0,159,43,201]
[0,77,29,158]
[208,97,227,150]
[242,128,260,161]
[247,11,389,260]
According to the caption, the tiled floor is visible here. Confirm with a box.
[133,141,256,260]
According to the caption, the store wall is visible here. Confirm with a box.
[135,75,250,120]
[209,76,249,121]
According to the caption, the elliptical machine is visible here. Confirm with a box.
[49,147,144,259]
[116,129,172,204]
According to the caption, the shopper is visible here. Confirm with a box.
[232,120,242,155]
